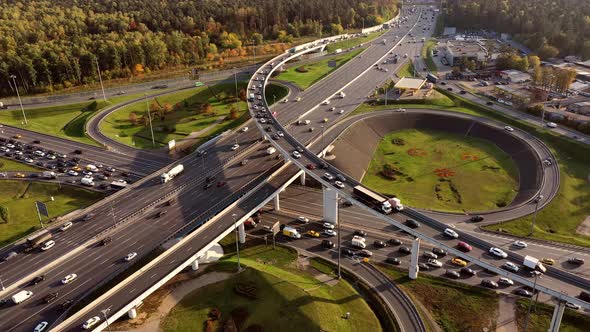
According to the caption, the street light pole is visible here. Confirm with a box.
[144,94,156,148]
[523,272,541,332]
[233,213,241,272]
[233,69,239,113]
[529,195,542,236]
[337,197,342,279]
[95,58,107,103]
[9,75,27,125]
[101,308,112,332]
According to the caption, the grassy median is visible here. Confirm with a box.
[0,157,40,172]
[515,299,590,332]
[325,31,386,53]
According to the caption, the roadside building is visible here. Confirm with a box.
[394,77,427,97]
[500,70,531,83]
[567,101,590,116]
[494,85,532,104]
[444,40,488,66]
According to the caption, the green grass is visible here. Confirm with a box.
[264,83,290,104]
[378,264,498,332]
[0,181,104,246]
[433,14,445,37]
[99,83,249,149]
[0,157,40,172]
[276,48,365,90]
[161,245,382,332]
[362,129,518,212]
[515,299,590,332]
[325,30,386,53]
[422,40,438,73]
[353,89,590,246]
[397,61,416,78]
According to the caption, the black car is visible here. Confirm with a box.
[459,90,466,94]
[398,246,411,255]
[265,126,272,132]
[321,240,335,249]
[155,210,167,218]
[481,279,498,289]
[460,267,476,276]
[74,149,82,154]
[335,174,346,182]
[446,270,460,279]
[432,247,446,257]
[36,161,44,167]
[121,172,130,177]
[0,299,7,307]
[405,219,420,228]
[319,162,329,169]
[373,240,387,248]
[343,200,353,207]
[386,257,401,265]
[470,215,484,222]
[33,139,41,144]
[82,213,95,221]
[514,289,533,297]
[418,263,430,271]
[354,230,367,237]
[447,87,453,91]
[440,82,446,85]
[203,182,213,190]
[97,174,108,180]
[59,299,74,310]
[568,257,585,265]
[341,248,354,257]
[31,275,46,285]
[29,173,38,178]
[486,101,494,106]
[388,238,402,246]
[43,292,59,304]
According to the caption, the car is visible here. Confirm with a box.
[74,149,83,154]
[428,259,443,268]
[321,100,330,105]
[486,101,494,106]
[296,146,304,153]
[297,216,309,224]
[514,288,533,297]
[504,126,514,132]
[277,131,284,137]
[125,252,138,261]
[334,180,345,188]
[46,154,56,160]
[341,248,354,257]
[58,221,74,232]
[388,238,402,246]
[61,273,78,284]
[231,144,240,151]
[323,229,337,237]
[319,162,329,169]
[354,230,367,237]
[31,275,46,285]
[67,170,78,176]
[512,240,527,248]
[460,267,476,276]
[373,240,387,248]
[565,302,581,310]
[546,122,557,128]
[33,311,51,327]
[41,240,56,251]
[306,163,317,170]
[42,292,59,304]
[82,213,95,221]
[470,215,484,222]
[567,257,585,265]
[541,257,555,265]
[203,183,213,190]
[358,249,373,257]
[324,173,334,181]
[405,219,420,228]
[105,166,115,172]
[13,134,22,139]
[82,316,101,330]
[423,251,438,259]
[321,240,335,248]
[457,241,472,252]
[459,90,466,94]
[292,151,301,159]
[418,263,430,271]
[451,257,468,267]
[338,109,345,114]
[323,222,335,229]
[432,247,447,257]
[489,247,508,259]
[24,158,34,163]
[481,279,499,289]
[307,230,320,238]
[386,257,401,265]
[216,181,226,187]
[447,87,453,91]
[499,277,514,286]
[399,246,411,255]
[443,228,459,238]
[101,237,112,246]
[502,262,519,273]
[2,251,17,262]
[15,172,26,178]
[446,270,461,279]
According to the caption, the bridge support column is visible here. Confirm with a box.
[322,186,339,224]
[128,308,137,319]
[238,223,246,244]
[548,301,566,332]
[191,259,199,271]
[273,193,280,211]
[409,238,420,280]
[299,172,306,186]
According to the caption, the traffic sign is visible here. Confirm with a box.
[36,201,49,217]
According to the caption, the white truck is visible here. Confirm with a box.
[351,235,367,249]
[11,290,33,304]
[282,226,301,239]
[266,147,276,155]
[161,164,184,183]
[42,171,56,179]
[81,177,95,187]
[353,185,394,214]
[389,197,404,211]
[523,255,547,273]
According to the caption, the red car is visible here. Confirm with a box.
[306,163,316,170]
[457,241,472,252]
[217,181,226,187]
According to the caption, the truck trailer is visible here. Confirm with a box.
[523,255,547,273]
[161,164,184,183]
[353,185,398,214]
[25,230,52,251]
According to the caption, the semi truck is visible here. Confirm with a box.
[353,185,404,214]
[25,230,52,251]
[282,226,301,239]
[161,164,184,183]
[11,290,34,304]
[523,255,547,273]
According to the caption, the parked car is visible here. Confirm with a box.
[398,246,411,255]
[451,258,468,267]
[481,279,499,289]
[446,270,461,279]
[386,257,401,265]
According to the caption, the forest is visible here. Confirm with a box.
[444,0,590,60]
[0,0,398,96]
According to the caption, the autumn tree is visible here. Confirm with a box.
[163,103,173,114]
[201,103,213,114]
[229,107,239,119]
[129,112,138,125]
[238,89,247,101]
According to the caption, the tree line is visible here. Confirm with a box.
[0,0,398,96]
[444,0,590,60]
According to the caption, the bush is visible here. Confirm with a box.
[295,66,309,73]
[0,206,8,223]
[381,163,403,180]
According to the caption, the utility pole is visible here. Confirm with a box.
[101,308,112,332]
[523,271,542,332]
[9,75,27,125]
[144,94,156,148]
[233,213,241,272]
[233,69,240,113]
[337,197,342,279]
[529,195,543,236]
[95,58,107,103]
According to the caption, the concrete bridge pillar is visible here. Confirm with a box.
[548,301,566,332]
[299,172,306,186]
[191,259,199,271]
[128,308,137,319]
[322,186,339,225]
[238,223,246,244]
[273,193,280,211]
[409,238,420,280]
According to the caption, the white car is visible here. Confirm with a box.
[61,273,78,284]
[504,126,514,132]
[67,170,78,176]
[125,252,138,261]
[34,150,45,157]
[297,216,309,223]
[566,302,581,310]
[443,228,459,239]
[241,127,249,132]
[489,247,508,258]
[546,122,557,128]
[34,321,49,332]
[323,229,337,237]
[41,240,55,251]
[324,173,334,181]
[24,157,34,163]
[60,221,73,232]
[282,98,288,103]
[499,277,514,286]
[82,316,101,330]
[321,100,330,105]
[427,259,442,268]
[46,154,56,160]
[14,151,23,156]
[502,261,519,273]
[334,181,345,188]
[330,107,336,111]
[338,109,345,114]
[394,108,406,112]
[259,118,266,124]
[323,222,335,230]
[277,131,284,137]
[231,144,240,151]
[512,240,527,248]
[292,151,301,159]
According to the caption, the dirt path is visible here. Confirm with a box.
[496,296,518,332]
[576,215,590,236]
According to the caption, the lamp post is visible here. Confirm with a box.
[0,276,5,291]
[336,197,342,279]
[233,68,239,113]
[9,75,27,125]
[529,195,543,236]
[523,271,542,332]
[101,308,112,332]
[233,213,241,272]
[95,58,107,103]
[144,94,156,148]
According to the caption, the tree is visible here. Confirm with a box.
[129,112,138,124]
[163,103,173,114]
[201,103,213,114]
[229,107,239,119]
[330,23,344,35]
[238,89,247,101]
[527,55,541,69]
[581,41,590,61]
[252,33,263,46]
[538,44,559,59]
[0,205,8,223]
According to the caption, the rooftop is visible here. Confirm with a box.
[446,40,486,56]
[394,77,427,90]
